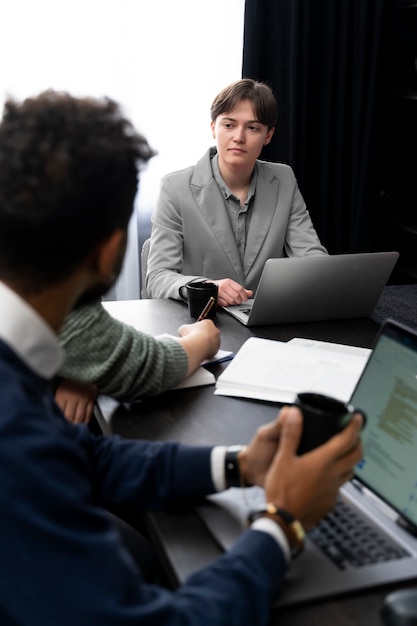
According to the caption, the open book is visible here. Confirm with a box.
[215,337,371,404]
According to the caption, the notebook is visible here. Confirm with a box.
[224,252,399,326]
[196,319,417,607]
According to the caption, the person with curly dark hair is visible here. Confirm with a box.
[0,91,148,291]
[0,90,220,424]
[0,90,363,626]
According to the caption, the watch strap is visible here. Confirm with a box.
[225,445,245,488]
[248,504,305,558]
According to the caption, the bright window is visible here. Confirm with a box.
[0,0,245,298]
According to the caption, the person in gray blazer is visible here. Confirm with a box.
[146,78,327,307]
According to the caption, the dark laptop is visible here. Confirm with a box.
[224,252,399,326]
[196,319,417,607]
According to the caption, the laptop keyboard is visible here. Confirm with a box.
[308,499,410,569]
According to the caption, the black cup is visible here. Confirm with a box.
[294,392,366,454]
[187,281,218,320]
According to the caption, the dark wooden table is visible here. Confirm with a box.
[103,298,379,445]
[101,291,417,626]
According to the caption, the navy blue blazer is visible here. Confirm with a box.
[0,340,287,626]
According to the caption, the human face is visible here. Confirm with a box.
[211,99,274,173]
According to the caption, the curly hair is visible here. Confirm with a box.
[0,90,155,291]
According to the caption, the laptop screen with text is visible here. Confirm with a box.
[352,320,417,532]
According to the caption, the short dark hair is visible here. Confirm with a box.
[210,78,278,129]
[0,90,155,291]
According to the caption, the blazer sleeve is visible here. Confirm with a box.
[146,173,210,299]
[4,404,288,626]
[88,434,288,625]
[283,168,328,257]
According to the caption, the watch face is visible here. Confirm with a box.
[290,520,306,544]
[247,507,305,558]
[265,505,305,556]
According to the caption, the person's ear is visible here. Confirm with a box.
[264,127,275,146]
[95,229,127,283]
[211,120,216,139]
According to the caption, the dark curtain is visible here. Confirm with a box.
[242,0,387,254]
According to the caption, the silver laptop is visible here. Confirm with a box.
[224,252,399,326]
[196,319,417,607]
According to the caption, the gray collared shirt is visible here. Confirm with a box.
[211,153,257,264]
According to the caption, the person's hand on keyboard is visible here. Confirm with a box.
[212,278,252,307]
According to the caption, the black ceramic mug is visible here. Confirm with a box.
[186,281,218,320]
[294,392,366,454]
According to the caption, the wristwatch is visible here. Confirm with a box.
[248,503,305,558]
[225,445,246,488]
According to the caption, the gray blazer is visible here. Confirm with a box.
[146,148,327,299]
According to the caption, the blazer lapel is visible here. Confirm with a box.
[243,165,280,276]
[190,150,244,283]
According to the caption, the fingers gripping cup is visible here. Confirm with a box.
[294,392,366,454]
[187,281,218,320]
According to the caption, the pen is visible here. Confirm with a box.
[198,296,216,321]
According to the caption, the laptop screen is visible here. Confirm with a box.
[352,320,417,530]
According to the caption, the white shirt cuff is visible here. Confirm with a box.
[250,518,291,564]
[210,446,227,492]
[210,447,290,563]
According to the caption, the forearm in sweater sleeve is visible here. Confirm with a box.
[57,301,188,401]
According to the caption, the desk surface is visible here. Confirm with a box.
[104,298,378,446]
[103,289,417,626]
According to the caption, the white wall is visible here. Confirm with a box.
[0,0,245,299]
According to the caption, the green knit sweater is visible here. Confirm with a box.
[57,301,188,402]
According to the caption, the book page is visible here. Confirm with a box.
[215,337,371,404]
